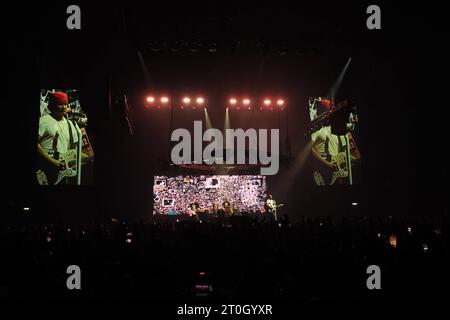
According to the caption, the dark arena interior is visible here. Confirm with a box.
[2,1,449,310]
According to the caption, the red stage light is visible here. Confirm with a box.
[277,99,284,106]
[183,97,191,104]
[264,99,271,105]
[229,98,237,105]
[243,99,250,105]
[161,97,169,103]
[146,96,155,103]
[196,97,205,105]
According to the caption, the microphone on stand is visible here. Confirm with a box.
[65,106,88,126]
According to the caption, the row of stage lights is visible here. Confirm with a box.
[228,98,285,111]
[145,96,206,109]
[145,96,285,110]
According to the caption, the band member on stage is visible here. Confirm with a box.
[222,198,233,215]
[188,201,201,219]
[37,92,79,185]
[264,194,279,221]
[212,202,219,215]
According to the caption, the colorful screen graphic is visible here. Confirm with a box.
[153,175,267,215]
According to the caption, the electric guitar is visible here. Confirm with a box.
[265,203,284,214]
[313,153,350,186]
[37,120,94,185]
[329,133,361,185]
[37,149,93,185]
[330,152,348,185]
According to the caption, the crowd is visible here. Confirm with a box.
[1,213,448,299]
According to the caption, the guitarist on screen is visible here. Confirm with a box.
[310,121,360,185]
[36,92,79,185]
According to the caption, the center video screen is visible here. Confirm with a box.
[153,175,267,215]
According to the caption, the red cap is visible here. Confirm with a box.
[320,99,331,109]
[49,92,68,105]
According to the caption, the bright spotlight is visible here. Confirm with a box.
[161,97,169,103]
[183,97,191,104]
[264,99,271,105]
[146,96,155,103]
[277,99,284,106]
[229,98,237,105]
[243,99,250,105]
[196,97,204,105]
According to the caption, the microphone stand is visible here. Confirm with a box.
[344,133,353,185]
[74,121,83,185]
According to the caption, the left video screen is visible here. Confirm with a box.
[37,89,94,185]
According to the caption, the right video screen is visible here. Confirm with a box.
[308,97,362,186]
